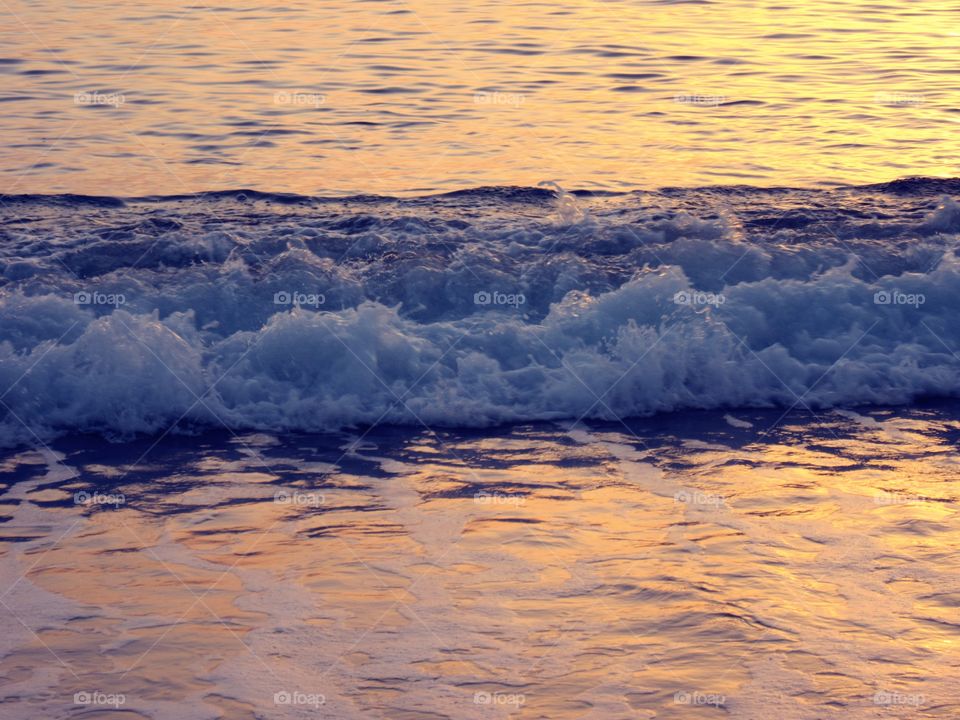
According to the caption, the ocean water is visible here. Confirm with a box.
[1,408,959,719]
[3,1,960,718]
[3,184,959,718]
[1,0,959,195]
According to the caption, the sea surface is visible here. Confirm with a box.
[1,407,959,719]
[2,178,960,717]
[2,1,960,718]
[1,0,959,195]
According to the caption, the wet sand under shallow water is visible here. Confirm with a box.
[0,405,958,719]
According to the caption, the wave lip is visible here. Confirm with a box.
[4,175,960,206]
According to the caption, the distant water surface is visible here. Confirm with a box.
[1,0,959,195]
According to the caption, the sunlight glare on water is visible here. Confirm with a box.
[1,409,958,718]
[1,0,958,195]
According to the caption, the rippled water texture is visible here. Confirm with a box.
[1,408,959,719]
[1,0,959,195]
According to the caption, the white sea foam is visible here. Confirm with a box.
[0,186,958,445]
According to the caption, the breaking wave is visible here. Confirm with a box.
[1,179,959,446]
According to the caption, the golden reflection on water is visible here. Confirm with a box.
[0,0,958,194]
[0,410,957,718]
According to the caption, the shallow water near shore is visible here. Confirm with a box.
[0,404,957,719]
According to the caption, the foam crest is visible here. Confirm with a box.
[1,184,958,445]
